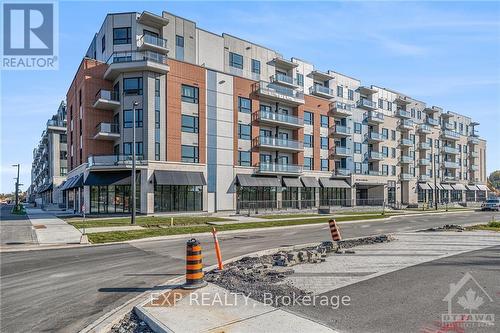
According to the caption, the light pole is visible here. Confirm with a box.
[131,101,138,225]
[12,164,20,207]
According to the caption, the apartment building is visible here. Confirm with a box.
[60,10,488,215]
[30,101,68,206]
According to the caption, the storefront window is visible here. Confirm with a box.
[320,188,347,206]
[237,186,277,210]
[90,184,139,214]
[154,185,203,212]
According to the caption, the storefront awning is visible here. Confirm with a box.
[300,177,320,188]
[236,174,280,187]
[38,183,53,193]
[84,171,134,186]
[476,184,489,191]
[451,184,467,191]
[60,174,83,191]
[282,177,303,188]
[427,183,436,190]
[155,170,207,186]
[440,184,453,190]
[466,184,479,191]
[319,178,351,188]
[418,183,432,190]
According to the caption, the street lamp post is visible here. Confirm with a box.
[12,164,20,207]
[131,101,138,225]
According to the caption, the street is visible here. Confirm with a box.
[0,210,498,332]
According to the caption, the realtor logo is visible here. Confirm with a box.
[442,272,494,328]
[1,1,58,69]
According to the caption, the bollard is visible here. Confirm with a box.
[212,227,224,270]
[328,219,342,242]
[182,238,207,290]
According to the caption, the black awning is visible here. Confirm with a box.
[300,176,320,188]
[236,174,280,187]
[155,170,207,186]
[39,183,53,193]
[60,174,84,191]
[282,177,303,187]
[319,178,351,188]
[440,184,453,190]
[84,171,133,186]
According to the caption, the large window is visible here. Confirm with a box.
[320,137,328,149]
[181,84,199,104]
[238,151,251,166]
[181,145,199,163]
[337,86,343,98]
[304,134,313,148]
[175,35,184,61]
[155,185,203,212]
[60,134,67,143]
[123,109,143,128]
[354,122,362,134]
[181,115,199,133]
[304,157,313,170]
[251,59,260,74]
[113,27,131,44]
[348,89,354,101]
[321,159,329,171]
[354,142,362,154]
[238,124,251,140]
[229,52,243,69]
[123,77,143,95]
[296,73,304,87]
[123,142,143,156]
[90,185,140,214]
[320,115,329,128]
[101,35,105,52]
[238,97,251,113]
[304,111,313,125]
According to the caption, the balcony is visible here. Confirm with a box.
[46,119,66,129]
[400,173,413,181]
[254,136,303,152]
[419,174,431,182]
[419,142,431,150]
[396,109,411,118]
[443,161,460,169]
[470,165,479,171]
[93,122,120,140]
[426,117,439,126]
[468,136,480,145]
[138,34,168,54]
[417,124,432,134]
[400,155,413,164]
[367,170,382,176]
[93,89,120,110]
[419,158,431,166]
[257,110,303,129]
[442,175,458,182]
[257,162,302,175]
[88,154,145,167]
[443,122,454,130]
[366,111,384,124]
[357,98,377,110]
[328,125,352,137]
[270,73,299,89]
[329,101,353,117]
[442,146,459,155]
[104,51,169,80]
[333,146,351,156]
[470,151,479,158]
[368,151,384,160]
[255,81,304,105]
[309,85,335,99]
[367,132,384,142]
[441,130,460,140]
[399,119,414,131]
[335,168,352,177]
[400,138,413,147]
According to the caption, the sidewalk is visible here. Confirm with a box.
[26,208,82,244]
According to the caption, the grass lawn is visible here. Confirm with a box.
[67,216,234,229]
[468,221,500,232]
[88,214,388,243]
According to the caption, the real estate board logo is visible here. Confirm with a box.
[1,1,58,69]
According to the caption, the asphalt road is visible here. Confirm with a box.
[0,204,37,245]
[0,210,497,332]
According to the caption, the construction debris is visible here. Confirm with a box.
[420,224,466,232]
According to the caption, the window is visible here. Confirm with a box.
[355,162,362,174]
[417,110,422,119]
[135,142,143,156]
[354,122,362,134]
[348,89,354,101]
[382,146,389,157]
[238,124,251,140]
[181,115,199,133]
[391,130,396,140]
[387,101,393,111]
[321,159,329,171]
[304,111,313,125]
[123,109,143,128]
[320,115,329,128]
[411,108,415,118]
[320,137,328,149]
[123,77,143,95]
[382,128,389,139]
[60,134,67,143]
[251,59,260,74]
[60,167,68,176]
[260,154,272,163]
[354,142,362,154]
[123,142,143,156]
[392,165,396,176]
[113,27,131,45]
[304,134,313,148]
[60,151,68,160]
[175,35,184,61]
[382,164,389,176]
[337,86,343,98]
[391,148,396,158]
[296,73,304,86]
[378,99,383,109]
[238,151,251,166]
[229,52,243,69]
[181,145,199,163]
[304,157,313,170]
[238,97,251,113]
[181,85,199,104]
[101,35,105,52]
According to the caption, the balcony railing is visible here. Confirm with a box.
[443,122,454,130]
[357,98,377,110]
[46,119,66,127]
[401,155,413,164]
[95,122,119,135]
[426,117,439,126]
[258,162,302,174]
[106,50,167,66]
[443,146,459,154]
[329,125,352,136]
[139,34,168,49]
[419,174,431,182]
[396,109,411,118]
[419,158,431,166]
[443,161,460,169]
[256,81,305,104]
[400,173,412,180]
[418,124,432,133]
[335,168,351,176]
[335,146,351,155]
[93,89,121,110]
[470,151,479,158]
[419,142,431,150]
[367,170,382,176]
[468,136,479,144]
[255,136,303,150]
[88,154,145,167]
[309,85,334,98]
[367,132,384,141]
[329,101,353,117]
[368,151,384,160]
[442,130,460,139]
[258,110,303,127]
[443,175,458,182]
[400,138,413,146]
[399,119,414,130]
[470,165,479,171]
[270,73,298,87]
[366,111,384,123]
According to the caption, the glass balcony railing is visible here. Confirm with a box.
[95,122,119,135]
[400,173,413,180]
[258,110,303,126]
[257,81,304,103]
[399,119,414,129]
[367,111,384,122]
[419,142,431,150]
[368,151,384,159]
[443,146,459,154]
[400,138,413,146]
[88,154,144,167]
[256,136,303,150]
[419,174,431,182]
[401,155,413,164]
[468,136,479,144]
[330,101,353,115]
[335,168,351,176]
[426,117,439,126]
[270,73,297,86]
[396,109,411,118]
[139,34,168,49]
[335,146,351,155]
[442,130,460,139]
[418,124,432,133]
[309,85,334,96]
[470,151,479,158]
[368,170,382,176]
[470,165,479,171]
[258,162,302,174]
[46,119,66,127]
[329,125,352,136]
[357,98,377,109]
[443,161,460,169]
[95,89,119,102]
[106,51,167,65]
[368,132,384,141]
[443,122,454,130]
[419,158,431,165]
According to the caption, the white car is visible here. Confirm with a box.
[481,198,500,211]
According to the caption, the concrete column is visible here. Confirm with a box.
[276,190,282,209]
[298,187,302,210]
[83,186,90,214]
[315,187,320,207]
[348,186,356,207]
[140,169,154,214]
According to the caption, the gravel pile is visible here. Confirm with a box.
[109,311,154,333]
[420,224,466,232]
